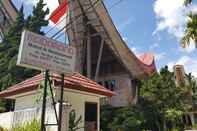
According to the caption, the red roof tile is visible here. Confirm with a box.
[0,73,115,98]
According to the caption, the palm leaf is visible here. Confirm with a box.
[181,12,197,48]
[184,0,192,6]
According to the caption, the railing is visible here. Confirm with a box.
[0,105,58,129]
[12,107,41,127]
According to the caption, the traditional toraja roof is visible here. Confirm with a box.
[0,0,18,22]
[138,53,156,75]
[61,0,157,78]
[0,73,115,98]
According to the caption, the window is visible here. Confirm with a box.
[131,79,139,99]
[104,80,116,91]
[104,81,109,89]
[109,80,116,91]
[98,81,103,86]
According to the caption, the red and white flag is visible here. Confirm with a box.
[49,0,68,24]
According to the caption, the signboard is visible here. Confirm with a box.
[17,30,76,74]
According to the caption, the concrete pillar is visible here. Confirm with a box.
[61,104,71,131]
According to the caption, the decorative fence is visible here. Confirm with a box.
[12,107,41,127]
[0,105,58,130]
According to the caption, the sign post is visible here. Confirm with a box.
[40,70,49,131]
[58,74,65,131]
[17,30,76,131]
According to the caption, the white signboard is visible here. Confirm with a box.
[17,30,76,74]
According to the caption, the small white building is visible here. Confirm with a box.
[0,73,114,131]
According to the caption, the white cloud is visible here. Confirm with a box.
[150,43,159,50]
[168,56,197,77]
[153,0,197,48]
[153,0,187,38]
[155,52,166,61]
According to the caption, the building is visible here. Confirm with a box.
[1,0,157,107]
[0,0,17,40]
[59,0,156,106]
[0,73,114,131]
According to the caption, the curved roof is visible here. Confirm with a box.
[88,0,156,78]
[0,73,115,98]
[138,53,156,75]
[0,0,17,22]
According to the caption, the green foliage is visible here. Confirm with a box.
[0,0,49,111]
[181,12,197,48]
[25,0,49,34]
[192,124,197,129]
[109,107,145,131]
[11,119,40,131]
[0,126,8,131]
[100,66,196,131]
[101,105,146,131]
[184,0,192,6]
[34,80,54,104]
[100,105,115,131]
[140,66,188,130]
[0,99,6,113]
[182,0,197,48]
[69,109,83,131]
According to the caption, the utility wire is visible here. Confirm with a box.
[50,0,101,39]
[50,0,126,40]
[109,0,125,9]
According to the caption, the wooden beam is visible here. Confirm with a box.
[87,33,91,78]
[95,38,104,81]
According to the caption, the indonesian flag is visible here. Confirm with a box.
[49,0,68,24]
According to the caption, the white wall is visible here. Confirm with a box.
[14,92,41,111]
[0,112,13,129]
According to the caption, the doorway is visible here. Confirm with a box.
[85,102,98,131]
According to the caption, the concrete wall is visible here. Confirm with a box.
[98,73,136,107]
[14,93,41,111]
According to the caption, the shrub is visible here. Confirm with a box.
[12,119,40,131]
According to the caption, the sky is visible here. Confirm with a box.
[12,0,197,77]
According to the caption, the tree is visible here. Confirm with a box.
[0,0,49,91]
[0,0,49,111]
[181,12,197,48]
[69,110,83,131]
[25,0,49,35]
[184,0,192,6]
[0,5,25,90]
[100,106,146,131]
[181,0,197,48]
[140,66,187,130]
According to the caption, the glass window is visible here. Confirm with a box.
[104,81,109,89]
[110,80,116,91]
